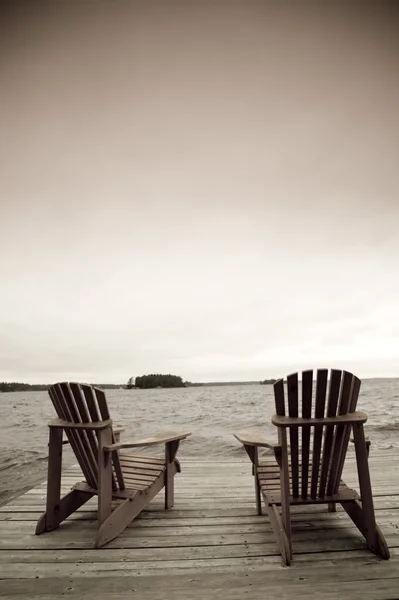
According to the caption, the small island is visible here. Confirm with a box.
[260,379,277,385]
[127,374,185,389]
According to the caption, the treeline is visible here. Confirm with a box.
[0,382,123,393]
[134,374,185,389]
[260,379,277,385]
[92,384,122,389]
[0,382,49,392]
[185,381,261,387]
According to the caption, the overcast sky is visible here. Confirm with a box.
[1,1,399,383]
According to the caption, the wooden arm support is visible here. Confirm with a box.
[103,431,191,453]
[350,435,371,458]
[272,411,368,428]
[113,427,125,443]
[113,427,125,435]
[48,418,113,431]
[234,431,282,466]
[233,431,280,451]
[234,430,281,515]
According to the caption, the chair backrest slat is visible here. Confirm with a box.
[48,382,125,492]
[92,387,125,490]
[60,383,99,489]
[301,370,313,498]
[50,384,96,487]
[310,369,328,498]
[287,373,299,498]
[274,379,285,416]
[49,384,97,488]
[81,384,102,421]
[273,368,361,502]
[318,369,342,497]
[82,384,122,491]
[72,382,118,492]
[93,387,111,420]
[326,371,353,495]
[329,373,361,494]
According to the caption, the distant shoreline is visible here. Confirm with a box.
[1,380,268,392]
[1,377,397,393]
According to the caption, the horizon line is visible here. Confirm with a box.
[1,376,399,387]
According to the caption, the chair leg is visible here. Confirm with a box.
[266,503,291,566]
[165,440,179,509]
[36,427,94,534]
[342,499,390,559]
[254,466,262,516]
[95,467,173,548]
[39,427,62,531]
[352,424,379,552]
[244,445,262,515]
[278,429,292,562]
[375,523,391,559]
[36,489,93,534]
[328,502,337,513]
[98,428,113,526]
[165,463,174,509]
[351,423,389,558]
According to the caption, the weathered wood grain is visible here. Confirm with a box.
[0,455,398,599]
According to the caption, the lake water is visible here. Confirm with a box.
[1,379,399,507]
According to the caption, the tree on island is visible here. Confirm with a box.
[126,376,135,389]
[260,379,277,385]
[134,374,185,389]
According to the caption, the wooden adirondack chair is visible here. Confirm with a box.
[234,369,390,565]
[36,382,190,548]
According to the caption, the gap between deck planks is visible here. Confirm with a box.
[0,454,399,599]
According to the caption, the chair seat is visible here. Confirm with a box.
[73,454,168,498]
[258,457,358,505]
[118,454,166,491]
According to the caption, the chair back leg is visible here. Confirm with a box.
[352,423,379,552]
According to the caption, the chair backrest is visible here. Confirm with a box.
[273,369,361,500]
[48,382,125,491]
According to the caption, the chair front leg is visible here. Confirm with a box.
[253,450,262,516]
[278,428,292,560]
[44,426,63,531]
[243,445,262,515]
[165,440,180,509]
[98,427,113,525]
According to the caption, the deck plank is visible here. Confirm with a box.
[0,452,398,599]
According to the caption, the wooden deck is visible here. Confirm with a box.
[0,451,399,599]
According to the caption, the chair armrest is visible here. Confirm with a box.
[272,411,368,427]
[48,418,113,431]
[234,430,280,451]
[104,431,191,452]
